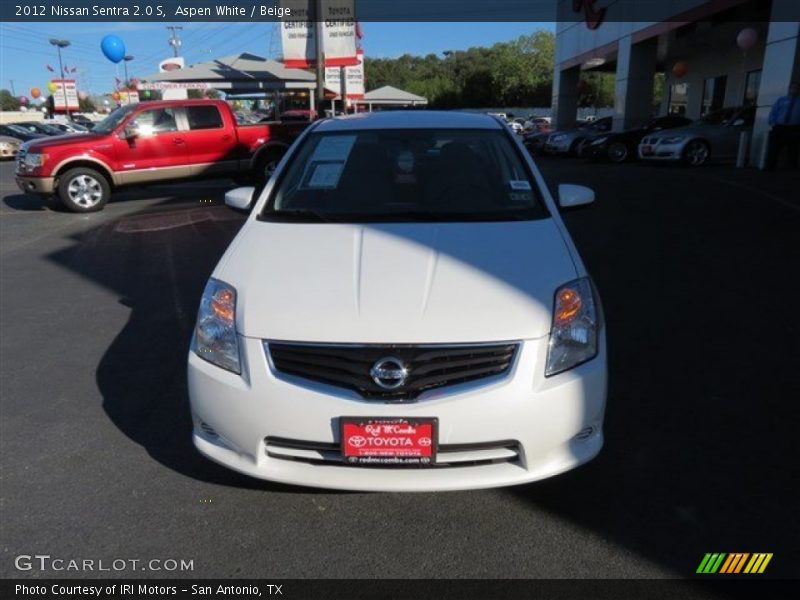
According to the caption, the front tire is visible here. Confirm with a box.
[608,142,629,163]
[57,167,110,212]
[682,140,710,167]
[253,148,285,193]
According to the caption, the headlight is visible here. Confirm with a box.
[551,134,566,142]
[591,136,609,145]
[0,141,15,150]
[545,278,598,377]
[191,278,241,373]
[660,136,685,144]
[22,153,48,168]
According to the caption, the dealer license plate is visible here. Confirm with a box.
[641,145,653,155]
[340,417,437,466]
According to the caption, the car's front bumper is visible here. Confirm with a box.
[187,334,607,492]
[16,175,55,194]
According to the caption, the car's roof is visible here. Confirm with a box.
[314,110,504,132]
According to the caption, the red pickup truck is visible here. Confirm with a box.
[15,99,307,212]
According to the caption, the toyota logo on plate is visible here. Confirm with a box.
[369,356,409,390]
[348,436,367,448]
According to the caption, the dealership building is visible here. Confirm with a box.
[552,0,799,165]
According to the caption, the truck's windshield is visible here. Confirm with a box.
[92,104,138,135]
[261,128,547,223]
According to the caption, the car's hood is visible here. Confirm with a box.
[24,132,100,151]
[648,123,720,139]
[219,220,577,343]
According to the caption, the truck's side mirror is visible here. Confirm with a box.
[225,186,256,212]
[558,184,595,210]
[121,125,138,140]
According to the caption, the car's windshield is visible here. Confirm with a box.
[92,104,137,134]
[7,124,31,135]
[261,128,547,223]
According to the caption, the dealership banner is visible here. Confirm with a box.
[280,0,358,68]
[325,49,364,98]
[50,79,79,111]
[157,57,188,100]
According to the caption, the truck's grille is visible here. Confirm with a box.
[15,147,26,172]
[266,342,518,400]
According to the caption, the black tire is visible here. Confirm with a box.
[608,142,630,163]
[253,147,286,192]
[682,139,710,167]
[57,167,111,212]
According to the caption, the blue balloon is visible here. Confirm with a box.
[100,35,126,63]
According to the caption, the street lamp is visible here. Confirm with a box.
[123,55,134,103]
[49,38,71,119]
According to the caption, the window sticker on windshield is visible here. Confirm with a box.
[310,135,357,162]
[509,180,532,191]
[509,192,533,203]
[303,161,345,189]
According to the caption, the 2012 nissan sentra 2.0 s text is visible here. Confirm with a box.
[187,111,607,492]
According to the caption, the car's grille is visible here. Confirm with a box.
[267,342,518,400]
[264,436,522,468]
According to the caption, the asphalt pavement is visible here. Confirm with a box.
[1,157,798,587]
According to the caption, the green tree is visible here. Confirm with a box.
[0,89,21,111]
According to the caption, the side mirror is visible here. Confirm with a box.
[121,125,139,140]
[225,186,256,211]
[732,118,745,127]
[558,184,595,210]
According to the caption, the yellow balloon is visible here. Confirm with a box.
[47,81,58,93]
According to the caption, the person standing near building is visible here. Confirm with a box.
[766,81,800,170]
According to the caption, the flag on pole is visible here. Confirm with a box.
[46,64,55,72]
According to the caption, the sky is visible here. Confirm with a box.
[0,22,553,98]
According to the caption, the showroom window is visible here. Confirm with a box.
[744,70,762,107]
[701,75,727,115]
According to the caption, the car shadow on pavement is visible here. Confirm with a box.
[44,194,343,495]
[510,157,800,577]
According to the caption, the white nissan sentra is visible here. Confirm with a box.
[187,111,607,492]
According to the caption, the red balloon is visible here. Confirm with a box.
[111,91,121,101]
[30,87,41,98]
[672,60,689,78]
[737,27,758,51]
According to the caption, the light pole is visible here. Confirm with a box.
[49,38,71,119]
[167,26,183,58]
[123,55,134,103]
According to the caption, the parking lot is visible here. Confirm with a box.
[1,156,798,583]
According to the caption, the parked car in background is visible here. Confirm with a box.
[638,107,755,166]
[191,111,606,491]
[12,122,65,136]
[545,116,612,155]
[0,124,47,143]
[15,99,307,212]
[0,135,21,159]
[583,115,693,163]
[47,121,89,134]
[522,125,553,156]
[69,114,95,129]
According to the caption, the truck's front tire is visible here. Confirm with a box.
[253,148,285,193]
[57,167,111,213]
